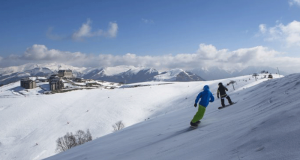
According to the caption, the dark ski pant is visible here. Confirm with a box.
[191,105,206,123]
[221,95,233,107]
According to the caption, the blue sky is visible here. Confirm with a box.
[1,0,300,72]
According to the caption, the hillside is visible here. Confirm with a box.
[44,73,300,160]
[1,73,292,160]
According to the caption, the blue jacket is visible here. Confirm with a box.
[195,85,214,107]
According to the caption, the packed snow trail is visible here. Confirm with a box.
[45,73,300,160]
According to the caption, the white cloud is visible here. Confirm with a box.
[289,0,300,6]
[259,24,267,34]
[259,20,300,47]
[72,19,93,40]
[1,44,300,73]
[47,19,118,41]
[72,19,118,40]
[106,22,118,38]
[22,44,87,61]
[142,18,154,24]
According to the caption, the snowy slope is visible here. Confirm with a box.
[44,73,300,160]
[0,73,290,160]
[0,77,208,160]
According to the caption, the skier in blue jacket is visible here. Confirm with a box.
[190,85,214,127]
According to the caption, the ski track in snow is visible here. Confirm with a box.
[2,73,300,160]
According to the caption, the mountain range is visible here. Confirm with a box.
[0,63,285,85]
[0,63,205,85]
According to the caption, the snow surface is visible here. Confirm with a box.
[1,73,299,160]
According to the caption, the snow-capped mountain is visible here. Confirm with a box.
[82,66,160,83]
[0,63,205,85]
[0,63,285,85]
[84,67,205,83]
[0,63,88,76]
[154,69,204,82]
[0,66,53,85]
[0,63,90,85]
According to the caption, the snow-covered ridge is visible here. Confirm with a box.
[86,66,157,77]
[84,67,203,83]
[154,68,185,81]
[100,65,141,76]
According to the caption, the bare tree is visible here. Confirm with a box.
[112,121,125,132]
[56,129,93,153]
[85,129,93,141]
[56,132,77,152]
[75,130,92,145]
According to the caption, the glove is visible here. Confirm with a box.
[210,100,214,102]
[194,104,197,107]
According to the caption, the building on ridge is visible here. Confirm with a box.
[58,70,73,79]
[50,77,64,91]
[20,78,36,89]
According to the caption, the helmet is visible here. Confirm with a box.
[203,85,209,90]
[218,82,223,86]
